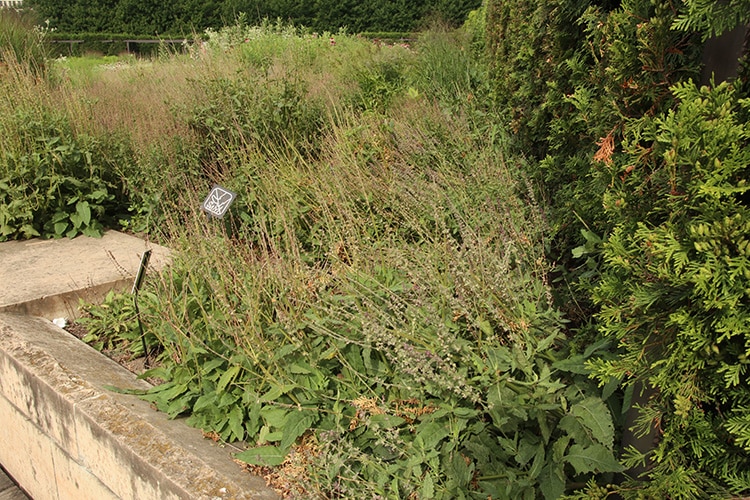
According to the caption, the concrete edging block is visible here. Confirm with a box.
[0,313,278,500]
[0,231,171,321]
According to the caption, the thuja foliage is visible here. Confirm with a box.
[487,0,750,497]
[589,81,750,497]
[486,0,702,314]
[672,0,750,39]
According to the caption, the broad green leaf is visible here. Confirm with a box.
[217,364,241,393]
[201,357,226,375]
[102,384,148,395]
[583,337,612,358]
[477,317,493,336]
[70,212,82,229]
[259,384,295,403]
[416,421,450,450]
[570,397,615,447]
[193,393,216,412]
[54,221,68,235]
[245,403,261,437]
[537,411,552,444]
[552,434,572,461]
[261,407,289,428]
[539,463,565,500]
[527,444,545,480]
[559,414,587,444]
[536,332,558,351]
[445,451,473,489]
[218,391,240,408]
[21,224,40,238]
[419,474,435,498]
[552,354,589,375]
[602,376,620,401]
[76,201,91,226]
[280,410,315,451]
[90,189,107,202]
[235,445,286,466]
[228,405,245,440]
[258,425,283,444]
[452,407,479,419]
[565,443,623,474]
[272,343,298,361]
[140,366,171,381]
[289,362,313,374]
[516,438,538,467]
[369,414,405,429]
[146,381,188,399]
[622,383,634,416]
[81,225,102,238]
[165,395,191,418]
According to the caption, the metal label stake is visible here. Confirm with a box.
[132,250,152,367]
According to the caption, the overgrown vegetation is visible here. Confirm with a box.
[2,14,625,499]
[3,1,749,497]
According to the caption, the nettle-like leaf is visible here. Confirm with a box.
[280,410,316,451]
[569,397,615,448]
[565,443,624,475]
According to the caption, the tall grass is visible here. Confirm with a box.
[0,9,48,75]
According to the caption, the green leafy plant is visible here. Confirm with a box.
[3,18,632,498]
[0,115,126,240]
[187,70,327,163]
[77,290,160,359]
[124,85,623,497]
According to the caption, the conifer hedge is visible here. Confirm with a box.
[486,0,750,496]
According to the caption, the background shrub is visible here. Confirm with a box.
[589,80,750,498]
[24,0,483,36]
[0,101,131,240]
[486,0,750,496]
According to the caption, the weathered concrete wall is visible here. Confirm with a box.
[0,313,277,500]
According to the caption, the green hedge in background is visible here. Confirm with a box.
[25,0,482,36]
